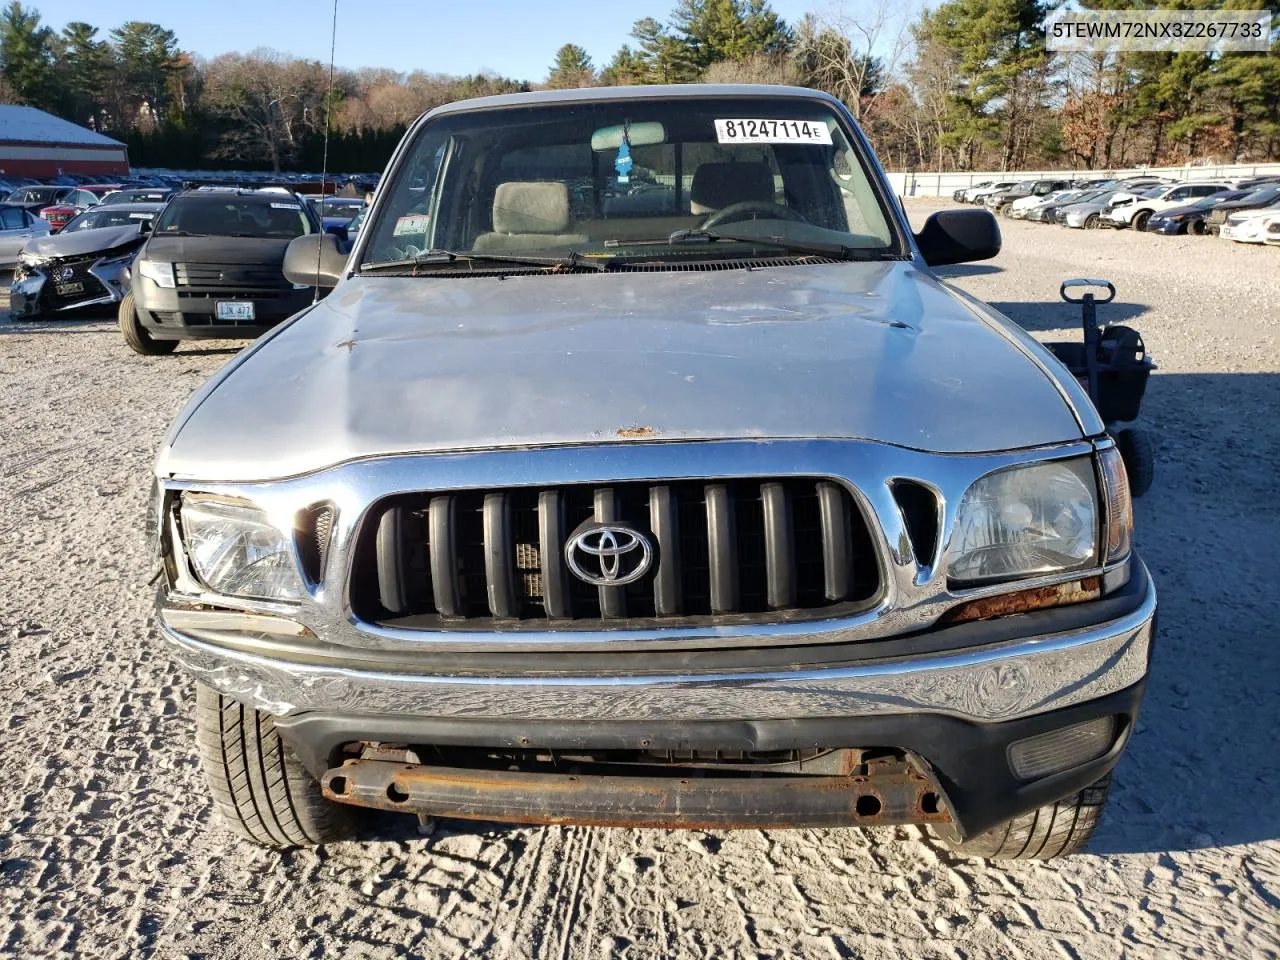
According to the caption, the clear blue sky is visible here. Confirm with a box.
[31,0,830,81]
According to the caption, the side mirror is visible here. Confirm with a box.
[284,232,348,288]
[914,209,1001,267]
[137,218,152,234]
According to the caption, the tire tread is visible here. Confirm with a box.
[941,773,1112,861]
[194,684,356,847]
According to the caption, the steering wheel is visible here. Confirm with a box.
[701,201,806,230]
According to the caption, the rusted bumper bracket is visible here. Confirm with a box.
[321,758,953,830]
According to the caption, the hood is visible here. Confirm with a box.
[23,223,142,260]
[159,262,1087,482]
[141,233,293,264]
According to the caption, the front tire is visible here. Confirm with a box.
[1132,210,1152,232]
[118,291,177,355]
[1083,214,1099,230]
[195,684,359,847]
[939,773,1112,860]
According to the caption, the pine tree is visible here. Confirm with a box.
[60,22,111,127]
[671,0,791,69]
[0,2,59,109]
[547,43,594,89]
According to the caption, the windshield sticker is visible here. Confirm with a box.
[715,119,832,145]
[127,213,153,219]
[270,202,301,210]
[393,214,431,236]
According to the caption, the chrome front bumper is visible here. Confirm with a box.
[164,561,1155,724]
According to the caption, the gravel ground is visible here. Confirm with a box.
[2,202,1278,960]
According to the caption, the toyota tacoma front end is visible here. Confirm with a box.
[151,85,1155,860]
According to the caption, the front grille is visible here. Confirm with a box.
[47,257,108,304]
[352,478,880,628]
[174,263,286,288]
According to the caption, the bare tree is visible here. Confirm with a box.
[202,49,326,170]
[702,53,797,85]
[795,1,912,122]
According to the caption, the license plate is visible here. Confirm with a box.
[216,301,255,321]
[55,282,84,295]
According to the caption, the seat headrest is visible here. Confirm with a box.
[689,162,775,214]
[492,182,571,234]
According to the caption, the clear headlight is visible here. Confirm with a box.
[947,459,1098,585]
[180,497,305,602]
[138,259,175,288]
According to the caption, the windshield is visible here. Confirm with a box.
[66,209,156,231]
[360,97,898,268]
[102,191,169,206]
[311,199,364,218]
[15,187,63,203]
[153,195,314,238]
[1243,187,1280,204]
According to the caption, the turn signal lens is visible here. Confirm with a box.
[1098,447,1132,563]
[1008,717,1116,781]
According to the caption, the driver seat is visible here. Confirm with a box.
[689,161,776,215]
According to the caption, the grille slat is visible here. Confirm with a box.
[375,505,407,614]
[649,486,682,616]
[357,477,881,629]
[761,482,796,610]
[429,496,461,617]
[818,482,852,602]
[705,484,739,614]
[483,493,517,619]
[538,491,571,619]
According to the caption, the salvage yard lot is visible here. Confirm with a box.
[1,200,1278,959]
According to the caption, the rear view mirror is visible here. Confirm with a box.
[914,209,1001,267]
[284,232,348,288]
[591,121,666,151]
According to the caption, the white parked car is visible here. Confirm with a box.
[1102,182,1232,231]
[1009,190,1082,220]
[1219,205,1280,243]
[967,181,1016,204]
[1263,214,1280,246]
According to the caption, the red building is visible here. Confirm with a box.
[0,106,129,178]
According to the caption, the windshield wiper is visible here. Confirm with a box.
[361,249,607,273]
[605,228,898,261]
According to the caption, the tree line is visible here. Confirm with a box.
[0,0,1276,174]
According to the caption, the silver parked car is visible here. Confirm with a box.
[151,85,1155,861]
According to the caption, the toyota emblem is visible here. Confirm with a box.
[565,522,653,586]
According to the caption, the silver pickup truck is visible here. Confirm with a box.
[150,85,1155,860]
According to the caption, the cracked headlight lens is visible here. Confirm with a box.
[947,459,1098,585]
[180,497,304,601]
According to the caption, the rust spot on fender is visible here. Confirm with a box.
[617,425,657,439]
[942,576,1102,624]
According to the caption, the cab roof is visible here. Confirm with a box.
[425,84,841,120]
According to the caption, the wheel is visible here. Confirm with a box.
[1190,220,1207,236]
[195,684,359,847]
[1114,426,1155,497]
[1132,210,1152,232]
[118,290,177,355]
[939,773,1112,860]
[1083,214,1099,230]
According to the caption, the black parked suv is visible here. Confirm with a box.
[118,188,322,355]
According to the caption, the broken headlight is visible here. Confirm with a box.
[179,496,305,602]
[947,458,1097,586]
